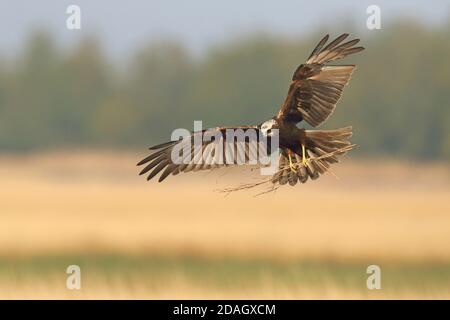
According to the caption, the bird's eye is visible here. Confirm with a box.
[266,129,272,135]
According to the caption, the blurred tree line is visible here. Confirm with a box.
[0,20,449,159]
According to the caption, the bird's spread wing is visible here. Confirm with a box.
[137,126,271,182]
[276,34,364,127]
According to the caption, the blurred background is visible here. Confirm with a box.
[0,0,449,299]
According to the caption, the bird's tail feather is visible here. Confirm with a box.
[272,126,355,186]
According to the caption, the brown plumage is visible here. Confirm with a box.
[277,33,364,126]
[138,34,364,187]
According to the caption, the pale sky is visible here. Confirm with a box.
[0,0,449,56]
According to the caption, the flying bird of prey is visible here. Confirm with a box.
[138,33,364,188]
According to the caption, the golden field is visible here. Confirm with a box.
[0,151,449,299]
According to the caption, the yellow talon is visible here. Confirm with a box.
[301,144,308,166]
[288,153,297,173]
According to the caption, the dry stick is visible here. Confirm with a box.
[218,144,356,194]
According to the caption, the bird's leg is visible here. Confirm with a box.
[288,150,297,173]
[301,144,308,166]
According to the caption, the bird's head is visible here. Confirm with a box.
[260,118,279,137]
